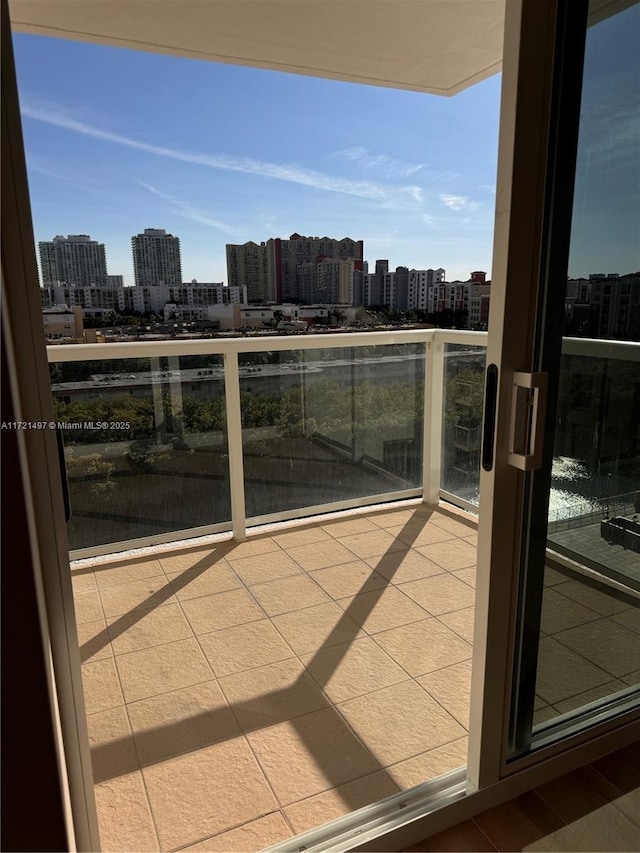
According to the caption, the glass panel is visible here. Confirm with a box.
[535,343,640,728]
[532,3,640,731]
[51,355,230,549]
[240,344,424,518]
[441,344,486,505]
[548,347,640,582]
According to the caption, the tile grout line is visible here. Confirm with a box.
[548,625,638,684]
[433,610,475,645]
[410,678,471,734]
[119,700,164,853]
[468,815,501,852]
[167,809,293,853]
[194,649,290,847]
[373,638,473,683]
[588,764,640,831]
[550,580,637,617]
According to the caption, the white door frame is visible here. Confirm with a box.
[3,0,638,851]
[469,0,640,793]
[1,10,100,850]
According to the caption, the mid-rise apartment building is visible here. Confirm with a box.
[425,281,466,315]
[41,305,85,342]
[467,283,491,329]
[41,280,246,319]
[128,282,245,315]
[408,268,446,310]
[38,234,108,287]
[564,273,640,339]
[131,228,182,286]
[40,283,127,316]
[364,265,449,312]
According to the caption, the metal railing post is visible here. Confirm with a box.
[167,355,184,442]
[422,332,444,505]
[150,356,166,442]
[223,351,246,541]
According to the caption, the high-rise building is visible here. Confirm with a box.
[226,241,271,302]
[274,234,364,302]
[38,234,108,287]
[296,257,364,304]
[362,259,389,307]
[131,228,182,286]
[226,233,364,302]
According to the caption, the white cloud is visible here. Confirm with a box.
[22,102,423,206]
[337,146,461,184]
[440,194,479,212]
[139,182,237,234]
[337,146,426,178]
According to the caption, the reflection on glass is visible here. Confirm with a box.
[536,344,640,728]
[441,345,486,505]
[534,2,640,730]
[240,345,424,518]
[51,355,231,550]
[547,348,640,580]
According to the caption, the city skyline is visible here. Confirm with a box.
[35,227,454,290]
[14,9,638,291]
[14,31,500,287]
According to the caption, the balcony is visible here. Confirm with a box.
[50,330,640,851]
[74,503,477,851]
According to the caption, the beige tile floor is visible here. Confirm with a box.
[71,502,640,852]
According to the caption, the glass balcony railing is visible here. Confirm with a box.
[50,354,231,551]
[49,331,442,555]
[239,344,425,521]
[47,331,639,560]
[441,341,486,505]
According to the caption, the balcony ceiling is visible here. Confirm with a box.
[9,0,506,96]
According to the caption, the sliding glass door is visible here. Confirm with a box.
[509,0,640,756]
[469,0,639,794]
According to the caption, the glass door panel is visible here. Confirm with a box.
[512,0,640,752]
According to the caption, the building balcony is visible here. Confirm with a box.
[74,502,477,851]
[71,502,640,852]
[49,329,640,851]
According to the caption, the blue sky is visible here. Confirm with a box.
[569,4,640,279]
[13,33,501,286]
[14,9,638,290]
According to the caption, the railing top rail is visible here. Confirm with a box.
[45,329,638,363]
[46,328,488,363]
[435,329,488,346]
[47,329,435,361]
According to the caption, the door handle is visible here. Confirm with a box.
[508,372,548,471]
[56,427,71,522]
[482,364,499,471]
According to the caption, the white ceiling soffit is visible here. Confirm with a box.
[9,0,507,97]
